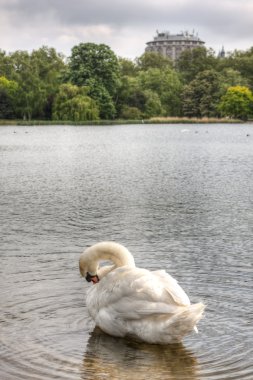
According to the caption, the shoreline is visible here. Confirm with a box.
[0,117,248,126]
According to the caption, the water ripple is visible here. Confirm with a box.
[1,124,253,379]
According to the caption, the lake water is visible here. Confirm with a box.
[0,124,252,380]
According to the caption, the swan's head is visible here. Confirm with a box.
[79,242,135,284]
[79,251,99,284]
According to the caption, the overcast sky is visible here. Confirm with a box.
[0,0,252,59]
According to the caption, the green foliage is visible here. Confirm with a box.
[118,57,138,76]
[219,48,253,90]
[176,47,217,83]
[30,46,66,118]
[116,76,145,117]
[0,50,14,78]
[53,83,99,121]
[182,70,221,117]
[137,67,183,116]
[218,86,253,120]
[0,76,19,118]
[143,90,163,117]
[85,79,116,119]
[120,105,142,120]
[116,66,182,118]
[219,68,249,94]
[68,43,120,96]
[1,41,253,121]
[0,76,18,93]
[0,47,66,119]
[67,43,120,119]
[136,51,172,71]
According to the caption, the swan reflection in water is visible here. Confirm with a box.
[81,327,198,380]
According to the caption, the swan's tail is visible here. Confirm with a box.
[128,302,205,344]
[165,302,205,342]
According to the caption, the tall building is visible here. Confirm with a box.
[145,30,205,62]
[218,46,226,58]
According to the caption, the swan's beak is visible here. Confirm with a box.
[85,272,99,284]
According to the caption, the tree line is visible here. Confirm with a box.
[0,43,253,121]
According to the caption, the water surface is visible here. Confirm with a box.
[0,124,252,379]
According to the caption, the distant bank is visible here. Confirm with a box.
[0,117,247,126]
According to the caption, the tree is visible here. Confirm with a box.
[235,48,253,90]
[182,70,221,117]
[218,86,253,120]
[85,79,116,119]
[116,75,146,117]
[0,76,19,118]
[118,57,138,76]
[136,51,172,71]
[0,50,15,78]
[137,67,183,116]
[52,83,99,121]
[68,43,120,96]
[116,65,182,118]
[67,43,120,119]
[120,106,142,120]
[7,50,47,120]
[218,47,253,90]
[219,68,249,94]
[30,46,66,118]
[2,47,66,119]
[143,90,163,117]
[176,47,217,83]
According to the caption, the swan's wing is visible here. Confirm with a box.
[152,270,190,306]
[87,266,190,321]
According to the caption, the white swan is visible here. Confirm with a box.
[79,242,205,344]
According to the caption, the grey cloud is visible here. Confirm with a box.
[3,0,252,33]
[2,0,156,26]
[0,0,252,56]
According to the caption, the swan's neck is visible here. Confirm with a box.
[79,242,135,279]
[87,242,135,268]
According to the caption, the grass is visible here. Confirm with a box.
[147,116,243,124]
[0,117,246,126]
